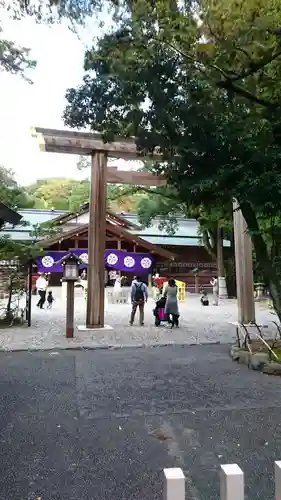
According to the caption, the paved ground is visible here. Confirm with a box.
[0,287,275,350]
[0,344,281,499]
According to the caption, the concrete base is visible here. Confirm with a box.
[77,325,113,331]
[219,277,228,299]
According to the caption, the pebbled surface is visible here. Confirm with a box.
[0,289,275,350]
[0,345,280,499]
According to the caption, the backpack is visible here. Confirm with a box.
[134,282,144,301]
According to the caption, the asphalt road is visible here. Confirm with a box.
[0,345,280,500]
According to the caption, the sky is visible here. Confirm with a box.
[0,12,140,186]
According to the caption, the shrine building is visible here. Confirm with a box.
[0,207,231,291]
[38,206,230,291]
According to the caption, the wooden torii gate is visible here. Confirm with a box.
[32,127,255,328]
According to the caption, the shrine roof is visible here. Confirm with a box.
[123,213,231,247]
[53,206,140,230]
[1,208,231,248]
[41,222,177,260]
[0,208,67,240]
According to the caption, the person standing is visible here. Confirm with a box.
[80,269,87,281]
[36,273,48,309]
[46,290,55,309]
[210,276,219,305]
[163,278,180,328]
[130,276,148,326]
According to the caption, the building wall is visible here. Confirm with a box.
[155,245,217,292]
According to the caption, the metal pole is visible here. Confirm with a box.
[66,281,75,338]
[26,261,32,327]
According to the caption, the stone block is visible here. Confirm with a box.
[262,362,281,375]
[237,350,250,365]
[230,346,242,361]
[249,352,269,370]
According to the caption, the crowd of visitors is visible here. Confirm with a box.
[35,270,220,325]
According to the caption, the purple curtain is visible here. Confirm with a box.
[37,249,155,274]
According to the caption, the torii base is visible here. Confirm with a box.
[77,325,113,332]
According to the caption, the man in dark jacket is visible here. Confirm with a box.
[130,276,148,326]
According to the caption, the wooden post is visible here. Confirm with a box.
[195,274,199,293]
[275,461,281,500]
[164,468,185,500]
[220,464,244,500]
[233,200,255,323]
[86,152,107,328]
[66,281,75,338]
[217,226,228,299]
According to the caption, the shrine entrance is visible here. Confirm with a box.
[32,127,254,328]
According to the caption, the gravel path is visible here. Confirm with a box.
[0,287,275,351]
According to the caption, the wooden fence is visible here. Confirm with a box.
[164,462,281,500]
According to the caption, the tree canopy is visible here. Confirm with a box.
[0,0,116,78]
[63,0,281,316]
[0,166,34,208]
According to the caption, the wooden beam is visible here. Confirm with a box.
[107,167,166,187]
[31,127,164,160]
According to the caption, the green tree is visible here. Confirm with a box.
[0,0,115,79]
[76,155,146,211]
[0,220,56,322]
[0,166,34,209]
[27,177,90,211]
[63,0,281,318]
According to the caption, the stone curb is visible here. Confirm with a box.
[0,340,222,353]
[229,344,281,375]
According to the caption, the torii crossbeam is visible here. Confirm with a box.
[32,127,255,327]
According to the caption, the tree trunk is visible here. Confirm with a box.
[240,201,281,321]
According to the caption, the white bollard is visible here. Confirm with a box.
[275,461,281,500]
[164,468,185,500]
[220,464,244,500]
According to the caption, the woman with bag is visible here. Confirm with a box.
[163,278,180,328]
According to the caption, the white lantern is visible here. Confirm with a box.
[62,254,80,281]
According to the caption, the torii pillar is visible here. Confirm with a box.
[86,152,107,327]
[233,200,255,323]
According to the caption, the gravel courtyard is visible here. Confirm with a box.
[0,287,276,351]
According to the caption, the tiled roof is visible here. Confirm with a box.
[0,208,67,241]
[0,208,231,248]
[123,214,231,247]
[41,222,177,260]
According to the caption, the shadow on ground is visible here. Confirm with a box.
[0,344,279,499]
